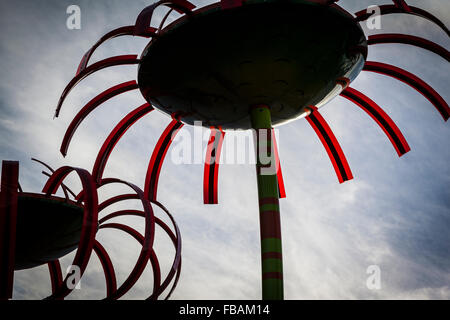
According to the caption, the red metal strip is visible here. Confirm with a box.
[341,87,411,157]
[135,0,196,36]
[55,55,140,118]
[165,261,181,300]
[99,194,138,212]
[363,61,450,121]
[92,103,154,184]
[99,223,160,300]
[60,80,139,157]
[98,205,182,300]
[99,209,143,225]
[95,179,156,300]
[144,120,184,201]
[306,108,353,183]
[157,9,174,33]
[32,158,77,200]
[93,240,117,298]
[0,161,19,300]
[368,34,450,62]
[355,5,449,37]
[271,129,286,199]
[148,200,182,300]
[203,128,225,204]
[42,166,98,300]
[76,26,156,76]
[41,171,70,202]
[73,177,181,299]
[47,260,63,298]
[392,0,411,12]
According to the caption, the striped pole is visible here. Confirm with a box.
[250,105,283,300]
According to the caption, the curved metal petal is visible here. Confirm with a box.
[42,166,98,300]
[306,107,353,184]
[135,0,196,36]
[98,207,182,300]
[91,178,158,300]
[47,260,63,298]
[99,194,138,212]
[271,129,286,199]
[144,120,184,201]
[95,178,181,300]
[31,158,77,199]
[363,61,450,121]
[341,87,411,157]
[60,80,139,157]
[93,240,117,298]
[76,26,156,76]
[55,55,140,118]
[99,223,161,300]
[368,34,450,62]
[392,0,411,11]
[149,200,182,300]
[92,103,154,184]
[203,128,225,204]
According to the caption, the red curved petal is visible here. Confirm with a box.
[392,0,411,12]
[33,158,77,200]
[55,55,140,118]
[368,34,450,62]
[98,206,182,300]
[93,241,117,298]
[99,194,138,212]
[92,179,157,299]
[271,129,286,199]
[149,200,182,300]
[135,0,196,36]
[306,108,353,184]
[99,209,143,225]
[144,120,184,201]
[41,171,70,202]
[76,26,156,76]
[341,87,411,157]
[42,166,98,300]
[203,128,225,204]
[60,80,139,157]
[47,260,63,298]
[363,61,450,121]
[99,223,160,300]
[92,103,154,184]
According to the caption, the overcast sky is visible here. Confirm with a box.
[0,0,449,300]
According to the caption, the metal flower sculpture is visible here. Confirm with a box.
[3,0,448,300]
[0,159,181,300]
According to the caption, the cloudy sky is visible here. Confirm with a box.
[0,0,449,300]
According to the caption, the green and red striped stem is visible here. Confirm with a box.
[250,105,283,300]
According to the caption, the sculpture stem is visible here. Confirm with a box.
[250,105,284,300]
